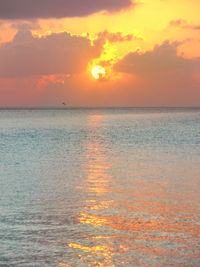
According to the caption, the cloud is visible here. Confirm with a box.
[114,41,200,106]
[169,19,200,30]
[11,21,40,31]
[1,39,200,107]
[169,19,186,27]
[0,0,133,20]
[98,30,133,43]
[115,41,188,74]
[0,30,104,77]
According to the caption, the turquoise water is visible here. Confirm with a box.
[0,108,200,266]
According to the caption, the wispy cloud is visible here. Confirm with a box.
[169,19,200,30]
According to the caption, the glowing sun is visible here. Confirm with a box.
[91,65,106,79]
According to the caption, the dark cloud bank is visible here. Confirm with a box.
[0,0,133,19]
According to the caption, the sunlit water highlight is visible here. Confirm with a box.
[0,108,200,266]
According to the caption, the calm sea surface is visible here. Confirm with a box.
[0,108,200,266]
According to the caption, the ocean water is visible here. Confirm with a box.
[0,108,200,266]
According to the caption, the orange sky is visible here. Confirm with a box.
[0,0,200,107]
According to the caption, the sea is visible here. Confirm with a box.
[0,108,200,266]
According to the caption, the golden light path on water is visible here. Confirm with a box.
[56,111,200,266]
[70,114,115,266]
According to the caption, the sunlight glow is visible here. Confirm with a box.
[91,65,106,79]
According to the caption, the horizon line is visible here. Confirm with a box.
[0,106,200,109]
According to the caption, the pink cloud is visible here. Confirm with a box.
[115,41,198,75]
[113,41,200,106]
[169,19,200,30]
[0,31,103,78]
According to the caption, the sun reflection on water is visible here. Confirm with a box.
[67,114,117,265]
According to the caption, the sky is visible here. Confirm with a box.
[0,0,200,107]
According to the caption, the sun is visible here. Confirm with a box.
[91,65,106,79]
